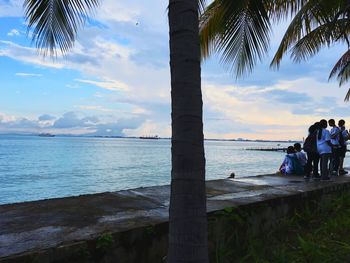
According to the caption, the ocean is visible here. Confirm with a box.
[1,135,348,204]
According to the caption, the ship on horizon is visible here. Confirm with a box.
[38,133,55,137]
[139,135,159,140]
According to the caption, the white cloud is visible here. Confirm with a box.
[0,111,144,136]
[0,41,64,68]
[75,78,129,91]
[0,0,22,17]
[7,29,20,36]
[15,72,42,77]
[76,105,113,112]
[201,77,350,140]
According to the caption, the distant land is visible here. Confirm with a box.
[0,133,302,143]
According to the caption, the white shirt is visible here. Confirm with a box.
[330,126,340,146]
[317,128,332,154]
[296,151,307,166]
[281,154,294,174]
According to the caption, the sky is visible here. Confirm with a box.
[0,0,349,140]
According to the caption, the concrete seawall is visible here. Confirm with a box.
[1,174,350,262]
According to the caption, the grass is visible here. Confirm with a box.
[210,193,350,263]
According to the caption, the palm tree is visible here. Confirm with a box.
[200,0,350,100]
[167,0,209,261]
[24,0,209,262]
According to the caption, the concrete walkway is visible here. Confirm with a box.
[1,173,350,260]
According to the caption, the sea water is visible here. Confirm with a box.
[0,135,348,204]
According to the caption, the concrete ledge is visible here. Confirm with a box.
[2,174,350,262]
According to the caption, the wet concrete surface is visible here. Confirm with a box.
[1,173,350,260]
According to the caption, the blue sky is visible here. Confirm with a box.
[0,0,349,140]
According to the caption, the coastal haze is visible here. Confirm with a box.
[4,135,344,205]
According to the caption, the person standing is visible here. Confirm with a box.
[304,123,320,179]
[329,119,341,175]
[317,119,332,180]
[338,119,349,175]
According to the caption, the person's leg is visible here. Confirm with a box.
[339,156,344,171]
[321,154,330,180]
[330,148,335,173]
[339,147,347,174]
[313,153,320,177]
[333,148,340,174]
[305,152,313,177]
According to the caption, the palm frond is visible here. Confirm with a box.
[198,0,207,15]
[329,48,350,101]
[200,0,271,77]
[199,0,224,59]
[271,0,347,68]
[270,0,324,68]
[24,0,99,56]
[266,0,307,21]
[345,88,350,101]
[329,48,350,80]
[291,19,348,62]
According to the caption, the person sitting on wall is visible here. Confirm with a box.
[279,146,305,175]
[294,142,307,172]
[279,146,295,175]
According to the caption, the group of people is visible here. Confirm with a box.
[279,119,350,180]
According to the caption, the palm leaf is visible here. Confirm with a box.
[200,0,224,59]
[24,0,99,56]
[329,48,350,101]
[330,48,350,80]
[290,19,348,62]
[271,0,345,68]
[270,0,324,68]
[198,0,207,14]
[266,0,308,21]
[200,0,271,77]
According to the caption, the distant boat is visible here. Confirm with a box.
[38,133,55,137]
[139,135,159,140]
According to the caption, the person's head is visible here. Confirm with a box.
[308,124,316,133]
[320,119,328,129]
[314,122,321,130]
[328,119,336,127]
[287,146,295,154]
[294,143,302,152]
[339,119,345,127]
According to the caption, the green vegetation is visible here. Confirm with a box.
[210,193,350,263]
[96,233,114,252]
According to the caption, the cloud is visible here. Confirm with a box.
[0,0,22,17]
[75,78,129,91]
[15,72,43,77]
[76,105,113,112]
[53,112,99,129]
[7,29,19,36]
[263,89,312,104]
[0,112,145,136]
[38,114,56,121]
[0,41,64,68]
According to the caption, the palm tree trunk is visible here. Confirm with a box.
[167,0,208,262]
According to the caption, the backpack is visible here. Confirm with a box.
[287,154,304,175]
[303,131,317,153]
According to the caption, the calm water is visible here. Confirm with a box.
[1,135,349,204]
